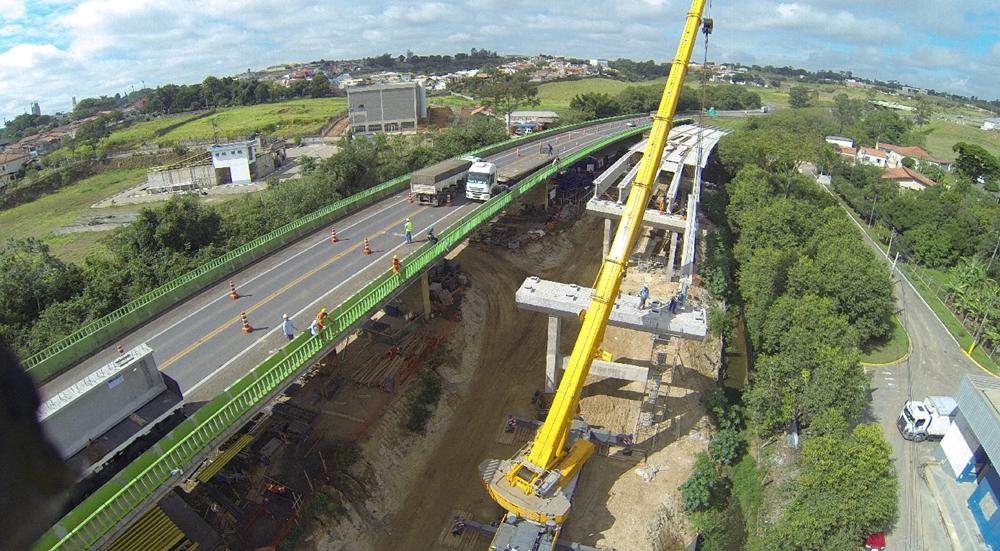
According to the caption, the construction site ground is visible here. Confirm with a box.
[180,204,721,550]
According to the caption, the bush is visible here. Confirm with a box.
[405,370,443,433]
[680,452,723,512]
[709,428,746,466]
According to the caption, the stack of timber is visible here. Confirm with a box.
[348,334,441,388]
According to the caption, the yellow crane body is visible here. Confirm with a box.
[482,0,707,533]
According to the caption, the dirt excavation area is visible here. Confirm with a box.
[299,213,721,551]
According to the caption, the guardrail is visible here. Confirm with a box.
[35,123,648,551]
[24,113,646,382]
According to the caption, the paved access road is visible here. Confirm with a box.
[41,118,646,404]
[828,180,982,550]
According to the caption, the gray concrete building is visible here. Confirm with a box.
[347,81,426,135]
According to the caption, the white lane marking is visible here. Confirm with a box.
[144,195,407,345]
[183,211,468,396]
[180,123,631,394]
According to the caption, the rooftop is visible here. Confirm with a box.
[881,166,937,187]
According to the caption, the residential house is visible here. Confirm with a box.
[983,118,1000,131]
[0,151,30,187]
[876,142,951,172]
[881,166,936,191]
[857,146,888,167]
[837,146,857,160]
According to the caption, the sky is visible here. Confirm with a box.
[1,0,998,122]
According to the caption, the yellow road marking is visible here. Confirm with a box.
[160,207,426,370]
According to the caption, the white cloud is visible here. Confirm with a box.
[0,0,26,20]
[0,0,996,121]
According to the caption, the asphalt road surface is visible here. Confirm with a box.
[836,181,981,550]
[40,117,646,405]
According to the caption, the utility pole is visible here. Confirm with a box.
[886,228,896,259]
[869,192,879,228]
[970,295,997,354]
[987,230,1000,274]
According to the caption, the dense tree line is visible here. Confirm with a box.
[1,117,507,358]
[566,84,761,122]
[364,48,502,74]
[681,109,897,549]
[142,74,334,115]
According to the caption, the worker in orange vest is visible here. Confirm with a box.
[392,255,401,274]
[315,307,328,331]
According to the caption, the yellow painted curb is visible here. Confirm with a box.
[962,349,997,377]
[861,315,912,368]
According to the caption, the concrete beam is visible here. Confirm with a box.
[586,198,687,233]
[559,357,648,383]
[516,277,708,340]
[546,316,561,393]
[666,231,679,281]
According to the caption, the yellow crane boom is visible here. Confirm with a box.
[482,0,708,534]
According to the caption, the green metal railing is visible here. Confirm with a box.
[34,123,648,551]
[24,114,644,382]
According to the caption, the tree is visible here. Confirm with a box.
[788,85,811,108]
[309,74,331,98]
[915,98,934,126]
[953,142,1000,182]
[478,72,540,132]
[569,92,622,119]
[833,93,863,133]
[709,429,745,466]
[298,155,317,175]
[777,424,898,549]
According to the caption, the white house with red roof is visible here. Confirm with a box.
[857,146,888,167]
[881,166,937,191]
[876,142,951,172]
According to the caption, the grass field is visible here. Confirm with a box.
[0,168,146,262]
[920,119,1000,161]
[535,77,666,115]
[102,98,347,150]
[861,315,910,364]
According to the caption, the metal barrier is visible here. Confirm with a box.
[35,123,648,551]
[24,113,645,382]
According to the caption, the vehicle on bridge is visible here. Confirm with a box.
[410,158,472,206]
[465,160,509,201]
[897,395,958,441]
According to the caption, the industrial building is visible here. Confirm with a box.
[937,375,1000,550]
[143,136,285,193]
[347,81,426,135]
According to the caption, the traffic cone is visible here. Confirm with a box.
[446,193,453,207]
[240,311,253,333]
[330,227,339,243]
[363,237,372,256]
[229,280,240,300]
[392,255,401,274]
[117,343,125,355]
[408,192,414,204]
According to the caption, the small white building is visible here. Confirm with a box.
[857,146,888,168]
[208,141,254,184]
[825,136,855,149]
[983,118,1000,131]
[509,110,561,127]
[589,59,609,68]
[882,166,936,191]
[0,151,30,187]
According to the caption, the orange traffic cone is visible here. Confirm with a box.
[408,192,414,204]
[240,311,254,333]
[363,237,372,256]
[446,193,453,207]
[330,227,339,243]
[229,280,240,300]
[117,343,125,355]
[392,255,401,274]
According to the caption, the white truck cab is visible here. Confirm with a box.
[465,161,505,201]
[897,396,958,442]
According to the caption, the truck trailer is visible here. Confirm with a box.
[410,158,472,206]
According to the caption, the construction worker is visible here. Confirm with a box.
[281,314,296,341]
[426,226,438,244]
[309,318,321,336]
[392,255,401,274]
[315,307,328,331]
[638,285,650,310]
[404,218,413,244]
[546,143,553,156]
